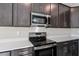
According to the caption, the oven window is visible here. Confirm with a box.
[32,15,47,24]
[35,47,53,56]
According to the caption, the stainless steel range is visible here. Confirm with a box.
[29,32,56,56]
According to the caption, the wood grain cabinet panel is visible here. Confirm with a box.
[13,3,31,27]
[0,52,10,56]
[32,3,51,15]
[72,40,78,56]
[57,41,73,56]
[78,40,79,56]
[49,3,58,27]
[47,3,70,28]
[58,4,70,28]
[11,47,34,56]
[57,40,78,56]
[0,3,12,26]
[12,3,70,27]
[71,7,79,28]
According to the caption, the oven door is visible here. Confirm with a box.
[34,44,56,56]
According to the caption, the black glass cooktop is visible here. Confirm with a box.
[30,39,56,47]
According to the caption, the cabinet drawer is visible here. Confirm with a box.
[23,53,33,56]
[0,52,10,56]
[57,40,73,45]
[11,47,33,56]
[18,47,33,53]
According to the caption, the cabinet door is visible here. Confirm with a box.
[62,43,72,56]
[0,3,12,26]
[0,52,10,56]
[11,47,34,56]
[48,3,58,27]
[58,4,70,28]
[13,3,31,27]
[57,43,63,56]
[64,43,73,56]
[71,7,79,28]
[32,3,51,15]
[78,40,79,56]
[57,41,72,56]
[72,40,78,56]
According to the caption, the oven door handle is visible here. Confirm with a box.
[34,44,56,50]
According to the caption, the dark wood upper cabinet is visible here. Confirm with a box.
[48,4,70,28]
[13,3,31,27]
[48,3,58,27]
[58,4,70,28]
[0,3,71,27]
[32,3,51,15]
[0,3,12,26]
[71,7,79,28]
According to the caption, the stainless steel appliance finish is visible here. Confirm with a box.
[29,32,56,56]
[29,32,46,42]
[31,12,51,27]
[34,43,56,50]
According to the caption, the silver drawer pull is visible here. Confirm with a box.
[19,51,29,55]
[24,54,32,56]
[64,43,68,45]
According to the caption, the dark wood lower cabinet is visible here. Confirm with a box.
[56,40,78,56]
[11,47,34,56]
[0,52,10,56]
[72,40,78,56]
[78,40,79,56]
[57,41,72,56]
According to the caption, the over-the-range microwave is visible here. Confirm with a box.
[31,12,51,27]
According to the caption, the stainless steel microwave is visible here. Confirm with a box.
[31,12,51,27]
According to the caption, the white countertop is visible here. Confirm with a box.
[71,35,79,39]
[47,36,79,42]
[0,35,79,52]
[0,38,33,52]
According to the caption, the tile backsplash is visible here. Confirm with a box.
[0,27,70,38]
[0,27,29,38]
[0,27,46,39]
[0,27,78,39]
[46,28,71,39]
[71,28,79,36]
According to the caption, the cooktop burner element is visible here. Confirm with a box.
[29,32,56,47]
[30,39,56,47]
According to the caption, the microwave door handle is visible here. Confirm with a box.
[46,16,49,27]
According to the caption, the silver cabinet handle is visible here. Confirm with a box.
[19,51,29,56]
[63,42,68,45]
